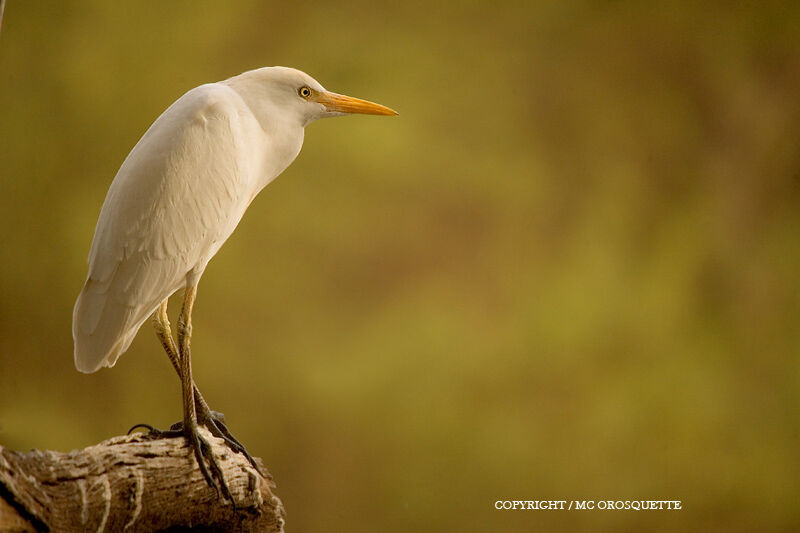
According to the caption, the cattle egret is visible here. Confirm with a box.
[72,66,397,497]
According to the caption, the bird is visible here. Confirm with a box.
[72,66,397,498]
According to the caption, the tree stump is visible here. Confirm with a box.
[0,429,285,532]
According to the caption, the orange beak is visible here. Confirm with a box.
[314,91,398,116]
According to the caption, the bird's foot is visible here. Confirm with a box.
[130,411,259,474]
[184,419,233,502]
[128,422,181,438]
[196,409,262,476]
[127,419,233,502]
[128,409,261,472]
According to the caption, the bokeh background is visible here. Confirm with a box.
[1,1,799,530]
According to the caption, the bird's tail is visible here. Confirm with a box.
[72,279,154,373]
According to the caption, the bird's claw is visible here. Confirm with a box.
[158,409,262,476]
[134,420,186,433]
[199,411,262,476]
[127,410,259,502]
[127,423,183,439]
[187,421,233,503]
[127,420,233,502]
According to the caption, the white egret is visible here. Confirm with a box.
[72,66,397,497]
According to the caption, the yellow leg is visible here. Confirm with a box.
[153,299,218,418]
[142,288,261,494]
[177,285,198,430]
[176,285,230,499]
[153,299,181,375]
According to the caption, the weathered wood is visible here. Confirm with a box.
[0,430,285,532]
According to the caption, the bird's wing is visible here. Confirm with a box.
[73,83,262,372]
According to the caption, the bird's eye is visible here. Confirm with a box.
[298,86,312,98]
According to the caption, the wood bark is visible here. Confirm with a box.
[0,429,285,532]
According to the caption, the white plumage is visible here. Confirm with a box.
[73,66,396,373]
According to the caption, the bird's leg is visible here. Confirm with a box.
[154,299,181,376]
[194,396,262,474]
[176,285,233,501]
[152,299,207,417]
[130,296,224,493]
[133,299,261,474]
[130,300,191,437]
[128,300,187,438]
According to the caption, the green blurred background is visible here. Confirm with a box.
[1,1,799,530]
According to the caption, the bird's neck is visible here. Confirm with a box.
[259,126,304,190]
[222,75,306,189]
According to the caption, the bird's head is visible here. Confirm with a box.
[229,66,397,127]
